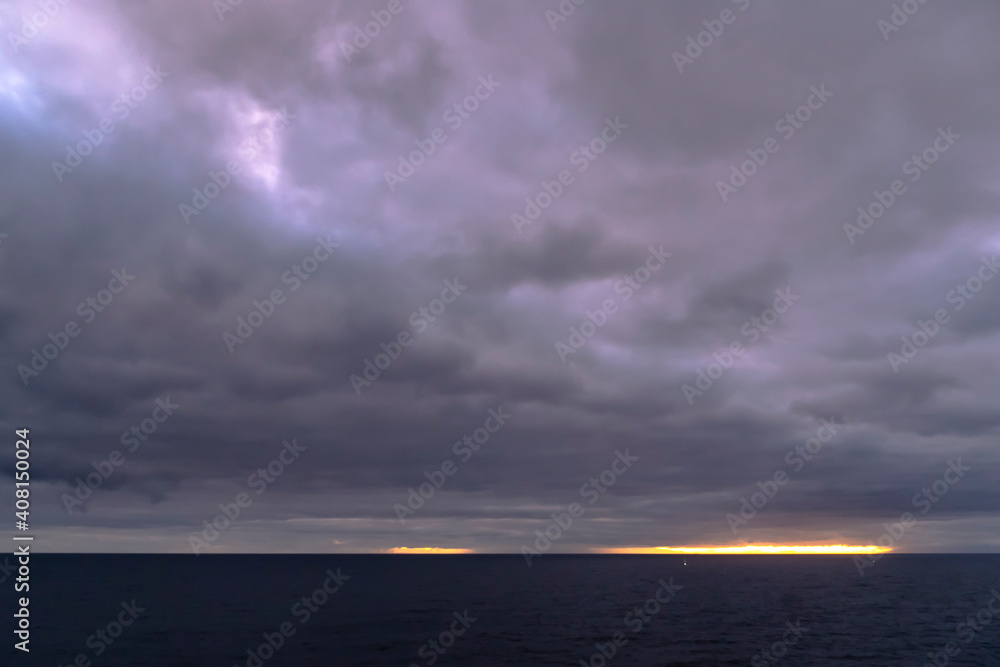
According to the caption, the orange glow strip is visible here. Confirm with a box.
[386,547,473,554]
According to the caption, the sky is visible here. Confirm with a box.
[1,0,998,554]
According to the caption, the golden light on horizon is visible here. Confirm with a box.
[386,547,473,554]
[592,545,893,555]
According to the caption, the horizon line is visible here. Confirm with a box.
[25,551,1000,556]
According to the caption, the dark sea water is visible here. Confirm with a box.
[4,554,999,666]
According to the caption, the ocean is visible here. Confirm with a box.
[5,554,999,666]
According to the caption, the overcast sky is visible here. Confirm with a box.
[1,0,998,554]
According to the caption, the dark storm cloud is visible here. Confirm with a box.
[1,0,998,554]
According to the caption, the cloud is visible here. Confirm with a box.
[1,0,998,553]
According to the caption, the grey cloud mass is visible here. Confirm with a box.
[0,0,998,553]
